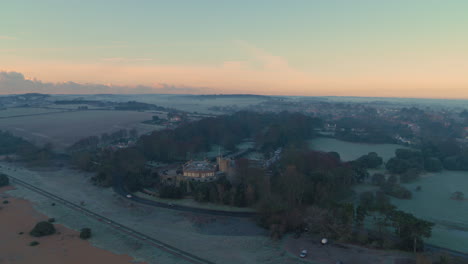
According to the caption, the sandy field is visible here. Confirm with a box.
[0,186,147,264]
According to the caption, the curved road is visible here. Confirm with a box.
[8,175,216,264]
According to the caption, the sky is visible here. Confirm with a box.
[1,0,468,98]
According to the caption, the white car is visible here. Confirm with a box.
[126,194,132,198]
[299,249,307,258]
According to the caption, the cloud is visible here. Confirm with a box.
[234,40,291,70]
[0,36,16,40]
[0,71,209,95]
[101,57,153,62]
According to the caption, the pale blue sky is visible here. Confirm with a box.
[1,0,468,97]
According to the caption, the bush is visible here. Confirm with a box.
[400,168,420,183]
[48,218,55,223]
[80,228,92,240]
[371,173,386,186]
[359,191,374,210]
[451,191,464,201]
[30,221,56,237]
[424,157,443,172]
[3,200,9,204]
[29,241,40,246]
[382,184,412,199]
[159,185,184,199]
[0,173,9,187]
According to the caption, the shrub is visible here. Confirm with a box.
[80,228,92,240]
[29,241,40,246]
[451,191,464,201]
[382,184,412,199]
[48,218,55,223]
[400,168,420,183]
[0,173,9,187]
[371,173,386,186]
[30,221,56,237]
[359,191,374,210]
[3,200,9,204]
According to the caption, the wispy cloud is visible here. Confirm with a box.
[0,71,208,95]
[0,35,16,40]
[101,57,153,62]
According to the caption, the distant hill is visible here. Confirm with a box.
[186,94,274,100]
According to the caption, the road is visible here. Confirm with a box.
[7,175,216,264]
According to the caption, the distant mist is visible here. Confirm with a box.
[0,71,209,95]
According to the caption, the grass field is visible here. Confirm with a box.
[0,110,158,150]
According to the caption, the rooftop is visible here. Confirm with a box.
[183,160,216,172]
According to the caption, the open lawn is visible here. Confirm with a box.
[0,110,157,150]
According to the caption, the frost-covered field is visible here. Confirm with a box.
[391,171,468,252]
[0,163,298,264]
[0,107,63,117]
[52,94,268,114]
[308,138,468,253]
[0,110,157,149]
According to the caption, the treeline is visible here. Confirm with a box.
[334,117,397,143]
[138,111,322,162]
[387,143,468,175]
[0,130,53,166]
[113,101,167,111]
[68,129,138,152]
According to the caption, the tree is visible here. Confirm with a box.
[386,158,410,174]
[424,157,443,172]
[0,173,9,187]
[400,168,420,183]
[359,191,375,210]
[451,191,464,200]
[30,221,56,237]
[355,205,367,228]
[80,228,92,239]
[371,173,386,186]
[280,166,305,207]
[389,210,434,252]
[356,152,383,168]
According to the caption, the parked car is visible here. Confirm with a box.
[299,249,307,258]
[126,194,132,198]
